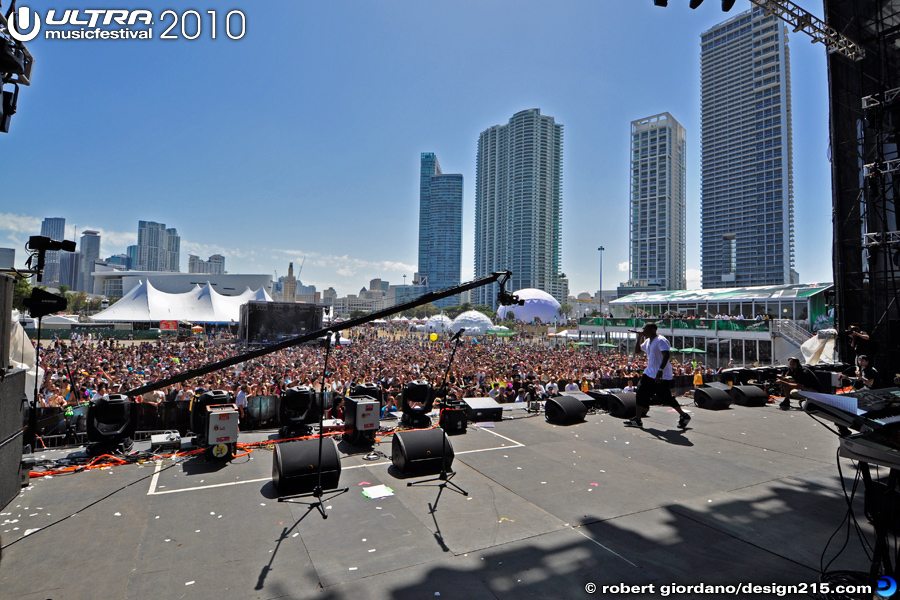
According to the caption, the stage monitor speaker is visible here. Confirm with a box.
[705,382,732,391]
[439,408,467,435]
[695,386,733,410]
[814,370,837,394]
[545,395,588,424]
[728,385,768,407]
[606,392,637,419]
[561,390,596,410]
[272,437,342,495]
[392,428,454,475]
[584,390,612,411]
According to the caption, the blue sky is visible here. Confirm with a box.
[1,0,833,297]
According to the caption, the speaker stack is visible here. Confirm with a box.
[391,428,454,475]
[272,437,342,494]
[695,384,733,410]
[728,385,769,407]
[606,392,637,419]
[544,395,588,424]
[0,369,26,509]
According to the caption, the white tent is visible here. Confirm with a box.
[497,288,561,324]
[449,310,493,336]
[425,314,452,334]
[90,280,272,323]
[40,314,81,326]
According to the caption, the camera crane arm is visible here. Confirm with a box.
[124,270,520,398]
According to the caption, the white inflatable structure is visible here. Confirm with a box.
[497,288,561,324]
[449,311,493,336]
[424,314,452,334]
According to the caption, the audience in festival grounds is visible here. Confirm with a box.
[32,330,711,409]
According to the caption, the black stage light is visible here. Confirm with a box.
[190,389,232,435]
[654,0,668,6]
[690,0,704,8]
[86,394,138,455]
[722,0,737,10]
[0,85,15,134]
[278,385,324,437]
[24,288,68,319]
[0,40,25,75]
[399,380,434,428]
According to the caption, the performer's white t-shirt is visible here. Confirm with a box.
[641,335,673,380]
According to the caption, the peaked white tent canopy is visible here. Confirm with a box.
[90,280,272,323]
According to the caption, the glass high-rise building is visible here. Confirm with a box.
[700,7,794,288]
[474,109,567,309]
[39,217,66,285]
[79,230,101,293]
[136,221,181,272]
[627,113,687,292]
[418,152,462,308]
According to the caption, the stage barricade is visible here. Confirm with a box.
[244,395,279,430]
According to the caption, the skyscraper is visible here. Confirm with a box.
[79,230,101,293]
[700,7,794,288]
[626,113,687,292]
[39,217,66,286]
[0,248,14,269]
[418,152,462,308]
[474,109,566,309]
[188,254,225,275]
[136,221,181,272]
[283,262,297,302]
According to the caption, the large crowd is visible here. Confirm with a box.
[35,330,708,410]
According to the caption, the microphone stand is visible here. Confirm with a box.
[278,333,349,519]
[407,329,467,497]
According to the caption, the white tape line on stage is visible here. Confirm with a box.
[147,427,525,496]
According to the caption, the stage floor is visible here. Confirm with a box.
[1,401,877,599]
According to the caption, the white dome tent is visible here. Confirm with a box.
[449,311,493,336]
[497,288,562,324]
[424,314,452,334]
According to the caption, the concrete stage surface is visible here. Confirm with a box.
[0,401,879,599]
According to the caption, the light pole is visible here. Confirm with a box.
[597,246,605,311]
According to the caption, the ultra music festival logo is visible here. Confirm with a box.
[7,6,246,42]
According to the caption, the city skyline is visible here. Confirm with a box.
[0,1,835,298]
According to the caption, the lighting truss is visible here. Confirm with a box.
[748,0,865,61]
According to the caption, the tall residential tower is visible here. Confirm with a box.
[474,109,567,309]
[418,152,462,308]
[39,217,66,286]
[700,7,794,288]
[135,221,181,272]
[78,230,101,293]
[624,113,687,293]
